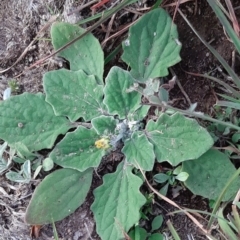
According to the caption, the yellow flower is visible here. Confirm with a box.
[95,138,110,149]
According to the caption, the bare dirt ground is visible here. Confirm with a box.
[0,0,239,239]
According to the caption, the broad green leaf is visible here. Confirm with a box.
[148,233,164,240]
[10,142,37,160]
[33,165,42,179]
[182,149,239,201]
[122,132,155,171]
[128,226,148,240]
[44,69,104,122]
[128,105,150,121]
[151,215,163,231]
[153,173,169,183]
[42,158,54,171]
[175,172,189,182]
[91,161,146,240]
[103,67,142,119]
[50,127,105,171]
[0,159,8,174]
[0,93,70,152]
[6,171,28,183]
[25,168,92,224]
[159,183,169,197]
[146,113,213,166]
[51,22,104,84]
[92,116,117,135]
[6,160,31,183]
[173,165,182,175]
[122,8,181,82]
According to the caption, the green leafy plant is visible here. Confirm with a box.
[128,215,164,240]
[153,166,189,196]
[0,7,239,240]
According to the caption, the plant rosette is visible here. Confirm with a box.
[0,8,238,240]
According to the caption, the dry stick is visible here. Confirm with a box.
[172,0,181,23]
[163,0,194,8]
[101,20,136,46]
[101,13,116,48]
[91,0,111,11]
[84,222,94,240]
[0,15,59,74]
[194,0,198,15]
[225,0,240,37]
[137,164,209,235]
[67,0,99,16]
[214,146,240,155]
[123,7,144,15]
[14,0,134,78]
[170,68,192,106]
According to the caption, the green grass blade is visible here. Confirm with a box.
[162,104,240,131]
[78,0,139,25]
[152,0,163,9]
[178,9,240,89]
[78,10,112,25]
[166,220,181,240]
[207,0,240,54]
[216,100,240,110]
[217,206,238,240]
[188,73,240,99]
[217,93,240,103]
[104,43,122,65]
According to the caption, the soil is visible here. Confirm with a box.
[0,0,239,240]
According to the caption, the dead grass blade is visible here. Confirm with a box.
[184,71,240,99]
[101,13,116,49]
[225,0,240,37]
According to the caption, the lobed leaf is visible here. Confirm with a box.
[122,132,155,171]
[182,149,239,201]
[127,105,150,121]
[146,113,213,166]
[103,67,142,119]
[0,93,70,153]
[122,8,181,82]
[50,126,105,171]
[91,161,146,240]
[92,115,117,135]
[51,22,104,84]
[44,69,104,122]
[25,168,92,224]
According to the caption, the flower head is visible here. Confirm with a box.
[95,138,110,149]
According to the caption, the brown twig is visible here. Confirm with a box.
[101,13,116,48]
[225,0,240,37]
[101,21,136,46]
[67,0,98,16]
[170,68,192,106]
